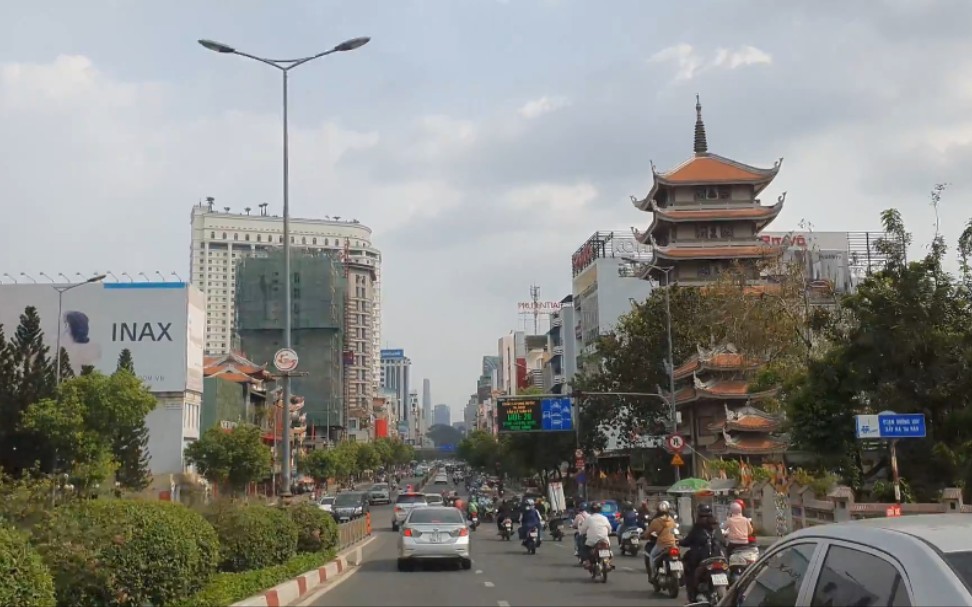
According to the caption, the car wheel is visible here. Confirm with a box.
[397,559,410,572]
[460,558,472,570]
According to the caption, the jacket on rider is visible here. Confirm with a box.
[680,507,726,597]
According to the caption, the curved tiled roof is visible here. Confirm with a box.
[652,243,782,261]
[673,348,764,381]
[707,405,783,432]
[709,433,788,455]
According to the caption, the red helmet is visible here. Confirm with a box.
[734,499,745,511]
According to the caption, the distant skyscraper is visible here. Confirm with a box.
[380,349,411,424]
[422,378,433,431]
[434,404,451,427]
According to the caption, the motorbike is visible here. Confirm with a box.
[500,518,513,541]
[728,542,760,585]
[693,556,730,604]
[586,539,613,583]
[648,545,684,599]
[524,527,540,555]
[619,526,644,556]
[549,517,565,542]
[469,515,479,531]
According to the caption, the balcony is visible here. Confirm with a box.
[553,375,565,385]
[551,317,562,328]
[553,345,564,356]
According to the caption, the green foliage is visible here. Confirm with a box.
[302,449,337,483]
[870,479,915,504]
[173,550,335,607]
[33,499,219,607]
[185,424,272,495]
[0,473,62,530]
[0,525,56,607]
[457,430,501,470]
[210,504,298,572]
[57,348,74,382]
[284,502,339,553]
[115,349,135,374]
[427,424,463,448]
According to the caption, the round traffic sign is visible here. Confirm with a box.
[575,449,584,459]
[274,348,299,373]
[665,433,686,453]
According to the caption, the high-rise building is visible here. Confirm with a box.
[421,378,432,431]
[380,349,411,431]
[543,294,578,394]
[497,332,546,396]
[408,389,421,445]
[434,404,451,427]
[188,200,382,400]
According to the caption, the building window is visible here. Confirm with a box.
[302,237,307,245]
[210,231,215,239]
[312,237,317,245]
[719,186,731,199]
[257,234,262,242]
[234,233,239,241]
[244,234,250,241]
[695,225,719,239]
[720,225,734,239]
[222,232,227,239]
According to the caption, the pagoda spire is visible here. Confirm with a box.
[694,94,708,155]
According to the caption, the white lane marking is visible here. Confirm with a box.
[475,569,483,574]
[484,581,495,587]
[498,602,511,607]
[622,566,634,572]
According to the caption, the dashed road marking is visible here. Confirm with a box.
[622,566,635,572]
[475,569,483,574]
[484,581,495,587]
[498,601,511,607]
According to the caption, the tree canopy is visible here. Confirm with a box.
[184,424,272,495]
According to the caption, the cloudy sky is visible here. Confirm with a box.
[2,0,971,415]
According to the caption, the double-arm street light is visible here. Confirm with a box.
[54,275,107,385]
[198,35,370,496]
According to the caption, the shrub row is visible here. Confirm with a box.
[0,497,342,607]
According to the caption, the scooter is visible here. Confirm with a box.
[619,526,644,556]
[524,527,540,555]
[586,539,613,583]
[469,515,479,531]
[728,542,760,585]
[694,556,730,604]
[648,545,683,599]
[499,518,513,541]
[549,516,565,541]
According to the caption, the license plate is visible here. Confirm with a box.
[668,561,683,572]
[711,573,729,586]
[431,534,441,543]
[529,531,538,538]
[631,539,639,544]
[598,550,612,558]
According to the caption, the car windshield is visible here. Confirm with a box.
[409,508,464,524]
[371,484,388,491]
[945,551,972,590]
[396,494,428,504]
[334,493,363,507]
[320,497,335,504]
[426,495,443,503]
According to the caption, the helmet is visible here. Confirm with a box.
[589,501,603,514]
[657,500,671,513]
[734,499,746,511]
[696,503,713,517]
[623,500,634,510]
[729,502,743,515]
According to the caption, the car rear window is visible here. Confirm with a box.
[334,493,363,506]
[601,502,618,512]
[945,551,972,591]
[409,509,464,524]
[396,494,428,504]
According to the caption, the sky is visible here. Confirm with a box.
[2,0,972,417]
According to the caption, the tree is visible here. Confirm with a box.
[457,430,501,470]
[427,424,463,448]
[116,348,135,374]
[302,449,336,484]
[184,424,272,496]
[354,443,380,472]
[58,348,75,381]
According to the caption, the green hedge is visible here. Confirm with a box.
[0,526,56,607]
[33,499,219,607]
[285,503,339,553]
[213,504,298,572]
[174,550,336,607]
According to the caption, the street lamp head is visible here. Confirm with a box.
[87,274,107,283]
[333,37,370,52]
[198,39,236,54]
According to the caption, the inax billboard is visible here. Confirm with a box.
[0,282,204,393]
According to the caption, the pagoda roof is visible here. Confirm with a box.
[707,405,783,433]
[709,430,789,455]
[673,344,763,380]
[650,243,782,261]
[670,381,780,405]
[207,368,261,385]
[204,352,271,379]
[644,198,784,237]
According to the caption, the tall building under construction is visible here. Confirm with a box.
[235,250,346,441]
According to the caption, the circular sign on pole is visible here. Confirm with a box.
[665,433,686,453]
[575,449,584,459]
[274,348,299,373]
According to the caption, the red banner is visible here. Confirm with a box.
[375,418,389,438]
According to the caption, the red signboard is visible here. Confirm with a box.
[758,234,808,248]
[515,358,529,390]
[375,418,389,438]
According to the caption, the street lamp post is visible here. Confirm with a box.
[645,264,680,480]
[198,35,370,496]
[54,275,107,385]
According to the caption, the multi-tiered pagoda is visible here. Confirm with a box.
[668,344,788,474]
[632,96,786,285]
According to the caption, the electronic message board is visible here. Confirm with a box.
[498,397,573,433]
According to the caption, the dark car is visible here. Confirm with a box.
[332,491,370,522]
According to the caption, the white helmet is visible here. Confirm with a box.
[658,500,671,513]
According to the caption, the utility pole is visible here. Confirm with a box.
[529,284,541,335]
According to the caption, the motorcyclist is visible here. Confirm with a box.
[571,503,591,557]
[519,499,543,546]
[645,500,678,578]
[468,497,480,521]
[578,502,613,564]
[724,501,754,556]
[680,503,726,600]
[617,500,640,539]
[496,501,512,534]
[453,492,466,513]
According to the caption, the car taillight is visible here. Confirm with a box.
[394,506,403,512]
[403,528,412,537]
[614,512,621,519]
[458,527,469,537]
[669,547,680,557]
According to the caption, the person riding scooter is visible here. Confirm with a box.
[578,502,613,565]
[519,499,542,546]
[572,504,591,558]
[724,501,754,556]
[680,503,726,600]
[617,500,640,539]
[645,500,678,578]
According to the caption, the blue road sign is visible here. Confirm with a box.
[855,413,926,439]
[540,397,574,431]
[438,443,456,452]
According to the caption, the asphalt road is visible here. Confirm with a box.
[306,480,681,607]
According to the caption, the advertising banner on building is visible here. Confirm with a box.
[0,283,202,393]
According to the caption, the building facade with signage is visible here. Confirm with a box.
[542,294,577,395]
[757,231,893,295]
[433,404,451,427]
[570,232,655,368]
[0,282,205,482]
[380,349,411,428]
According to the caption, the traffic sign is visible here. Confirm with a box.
[855,413,926,439]
[665,433,686,453]
[274,348,299,373]
[671,453,684,467]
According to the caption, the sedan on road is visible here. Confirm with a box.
[317,495,335,514]
[703,513,972,606]
[433,473,449,485]
[392,492,428,531]
[425,493,445,506]
[398,506,472,571]
[368,483,391,505]
[332,491,370,523]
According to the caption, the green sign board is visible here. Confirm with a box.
[497,397,574,433]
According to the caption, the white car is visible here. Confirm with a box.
[398,506,471,571]
[433,474,449,485]
[318,496,335,513]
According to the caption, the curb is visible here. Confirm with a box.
[231,538,372,607]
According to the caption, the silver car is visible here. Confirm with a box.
[391,492,428,531]
[697,513,972,606]
[369,483,391,505]
[425,493,444,506]
[398,506,471,571]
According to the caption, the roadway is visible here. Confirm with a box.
[303,479,681,607]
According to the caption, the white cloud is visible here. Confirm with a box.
[503,181,597,216]
[648,43,773,81]
[518,95,571,119]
